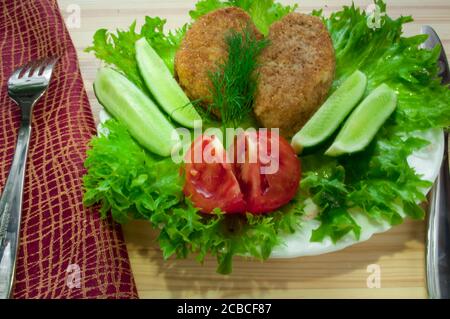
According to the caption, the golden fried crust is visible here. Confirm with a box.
[175,7,262,114]
[253,13,336,138]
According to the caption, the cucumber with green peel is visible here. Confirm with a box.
[325,84,398,157]
[94,67,178,157]
[135,38,201,128]
[291,70,368,154]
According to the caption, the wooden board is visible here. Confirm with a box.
[58,0,450,298]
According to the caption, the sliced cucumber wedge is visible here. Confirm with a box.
[135,38,201,128]
[325,83,397,157]
[291,70,368,154]
[94,67,178,157]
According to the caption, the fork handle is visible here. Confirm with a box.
[0,120,31,299]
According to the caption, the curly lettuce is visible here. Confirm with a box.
[189,0,297,35]
[85,17,187,91]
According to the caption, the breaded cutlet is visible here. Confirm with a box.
[253,13,336,138]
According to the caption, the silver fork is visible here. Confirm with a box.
[0,57,57,299]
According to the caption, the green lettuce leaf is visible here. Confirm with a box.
[189,0,229,20]
[83,120,183,223]
[189,0,297,35]
[85,17,187,91]
[310,208,361,243]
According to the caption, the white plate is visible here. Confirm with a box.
[98,110,444,258]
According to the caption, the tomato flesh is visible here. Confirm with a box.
[183,135,246,213]
[233,131,301,213]
[183,132,301,214]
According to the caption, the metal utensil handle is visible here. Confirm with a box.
[426,132,450,299]
[0,119,32,299]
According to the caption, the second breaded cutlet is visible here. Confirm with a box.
[175,7,262,116]
[253,13,336,138]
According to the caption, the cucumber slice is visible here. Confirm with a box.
[135,38,201,128]
[94,67,178,157]
[291,70,368,154]
[325,83,397,157]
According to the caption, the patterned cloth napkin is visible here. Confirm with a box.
[0,0,137,298]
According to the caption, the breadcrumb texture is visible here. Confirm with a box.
[254,13,336,138]
[175,7,262,115]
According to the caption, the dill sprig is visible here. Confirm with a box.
[208,26,269,128]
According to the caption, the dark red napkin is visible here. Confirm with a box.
[0,0,138,298]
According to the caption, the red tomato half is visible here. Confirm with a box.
[183,132,301,214]
[233,130,301,213]
[183,135,246,213]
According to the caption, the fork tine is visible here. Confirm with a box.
[20,60,38,78]
[9,60,34,81]
[39,57,58,80]
[23,59,44,78]
[34,57,52,75]
[9,66,24,81]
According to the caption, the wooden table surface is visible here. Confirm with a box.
[58,0,450,298]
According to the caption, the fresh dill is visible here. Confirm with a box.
[208,25,269,128]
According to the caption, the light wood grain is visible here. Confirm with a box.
[58,0,450,299]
